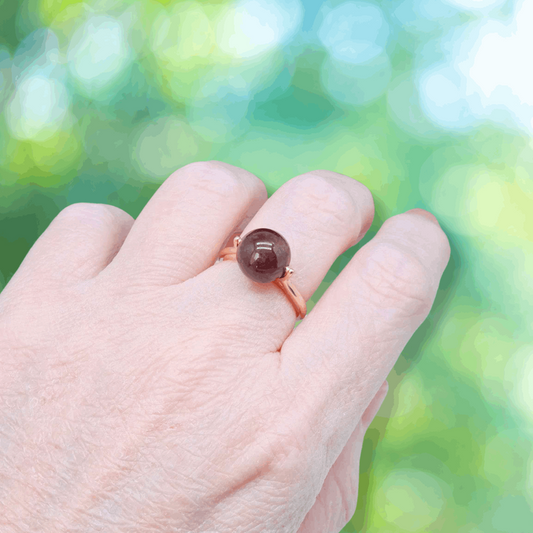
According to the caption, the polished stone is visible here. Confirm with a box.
[236,228,291,283]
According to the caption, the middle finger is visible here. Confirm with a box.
[205,170,375,334]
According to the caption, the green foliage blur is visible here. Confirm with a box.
[1,0,532,531]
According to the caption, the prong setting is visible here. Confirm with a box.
[279,267,294,280]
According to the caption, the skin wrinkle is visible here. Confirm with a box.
[0,164,450,532]
[307,171,374,249]
[284,181,357,243]
[359,242,432,304]
[8,328,175,528]
[66,429,187,529]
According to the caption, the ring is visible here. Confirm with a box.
[216,228,307,320]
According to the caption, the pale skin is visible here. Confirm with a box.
[0,162,451,532]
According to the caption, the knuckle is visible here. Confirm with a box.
[174,161,247,198]
[385,211,452,274]
[179,159,226,175]
[57,202,126,225]
[307,170,373,204]
[360,241,434,317]
[292,174,359,239]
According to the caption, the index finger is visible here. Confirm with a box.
[278,209,451,451]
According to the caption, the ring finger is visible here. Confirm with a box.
[196,169,375,343]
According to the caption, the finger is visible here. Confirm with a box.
[296,380,389,533]
[279,209,450,460]
[203,170,374,337]
[3,203,133,292]
[103,161,268,287]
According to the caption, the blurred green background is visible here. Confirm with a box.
[0,0,532,531]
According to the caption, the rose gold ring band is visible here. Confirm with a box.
[218,235,307,320]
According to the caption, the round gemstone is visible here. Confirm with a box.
[236,228,291,283]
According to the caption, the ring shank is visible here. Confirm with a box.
[217,245,307,320]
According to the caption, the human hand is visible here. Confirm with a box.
[0,162,451,532]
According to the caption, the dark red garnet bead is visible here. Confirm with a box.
[236,228,291,284]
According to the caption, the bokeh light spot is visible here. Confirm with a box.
[418,1,533,134]
[418,65,473,129]
[216,0,303,59]
[320,52,392,107]
[316,2,391,106]
[5,75,69,141]
[387,72,442,140]
[386,370,432,443]
[507,344,533,425]
[67,15,133,96]
[374,469,446,530]
[443,0,506,11]
[419,162,505,237]
[150,2,213,66]
[131,116,201,180]
[317,1,389,64]
[460,1,533,133]
[11,28,63,87]
[483,429,531,491]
